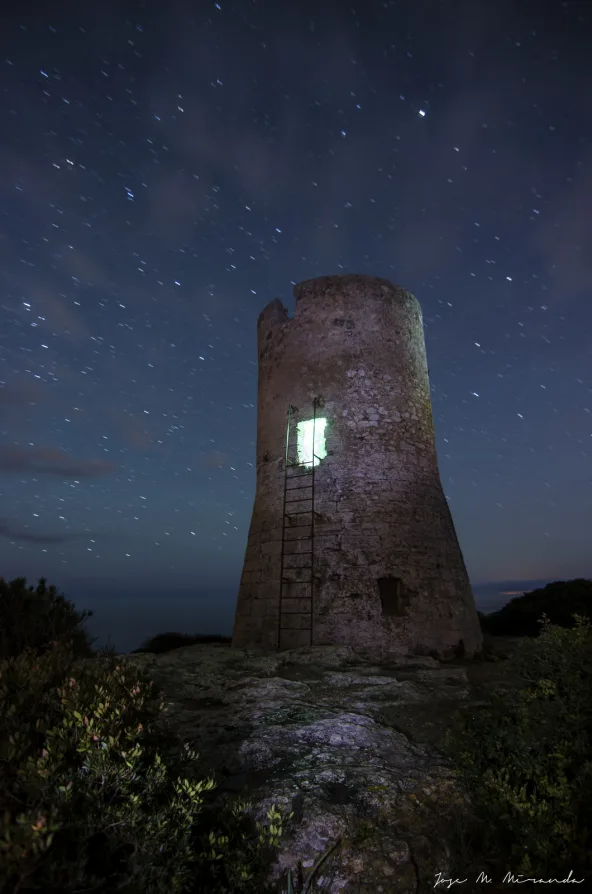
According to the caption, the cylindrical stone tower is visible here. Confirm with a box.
[232,274,482,659]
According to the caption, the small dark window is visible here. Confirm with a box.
[378,576,408,617]
[454,639,466,659]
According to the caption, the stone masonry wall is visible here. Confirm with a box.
[231,274,483,659]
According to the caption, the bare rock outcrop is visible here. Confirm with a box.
[120,643,486,892]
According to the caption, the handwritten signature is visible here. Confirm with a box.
[434,870,584,888]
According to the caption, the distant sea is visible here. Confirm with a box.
[63,580,237,655]
[61,577,555,655]
[471,579,550,614]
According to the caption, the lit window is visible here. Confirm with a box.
[297,418,327,467]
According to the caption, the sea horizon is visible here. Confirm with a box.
[45,575,567,655]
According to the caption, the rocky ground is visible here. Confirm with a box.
[117,638,525,893]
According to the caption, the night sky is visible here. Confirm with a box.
[1,1,591,653]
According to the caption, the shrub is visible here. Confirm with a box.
[443,614,592,883]
[133,632,231,654]
[0,635,290,892]
[0,576,96,662]
[481,578,592,637]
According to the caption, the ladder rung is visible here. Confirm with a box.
[285,510,313,517]
[279,611,312,616]
[282,578,312,583]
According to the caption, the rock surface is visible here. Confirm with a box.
[118,643,514,892]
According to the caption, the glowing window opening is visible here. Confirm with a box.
[297,418,327,467]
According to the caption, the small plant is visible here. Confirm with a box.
[443,614,592,883]
[280,839,342,894]
[0,576,292,893]
[0,575,96,662]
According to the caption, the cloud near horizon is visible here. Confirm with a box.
[0,516,118,545]
[0,444,118,478]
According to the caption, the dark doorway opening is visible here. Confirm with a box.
[378,576,409,616]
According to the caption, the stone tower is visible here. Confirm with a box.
[232,274,482,659]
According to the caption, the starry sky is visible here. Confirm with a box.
[1,0,591,653]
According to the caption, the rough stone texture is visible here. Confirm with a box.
[119,643,497,892]
[232,273,482,659]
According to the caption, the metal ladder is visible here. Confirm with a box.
[277,400,320,649]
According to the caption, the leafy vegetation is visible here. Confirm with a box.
[133,632,231,654]
[0,575,96,662]
[443,613,592,887]
[0,576,291,893]
[480,578,592,636]
[4,571,592,892]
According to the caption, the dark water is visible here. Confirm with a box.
[69,585,236,654]
[68,578,553,655]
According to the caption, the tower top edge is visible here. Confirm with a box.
[293,273,419,306]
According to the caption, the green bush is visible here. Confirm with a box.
[481,578,592,637]
[133,632,231,654]
[444,614,592,882]
[0,593,291,893]
[0,576,96,662]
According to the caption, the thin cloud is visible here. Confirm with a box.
[0,518,82,545]
[0,445,118,478]
[0,517,119,545]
